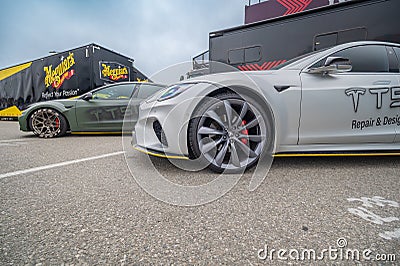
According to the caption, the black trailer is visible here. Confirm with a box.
[0,43,147,118]
[191,0,399,76]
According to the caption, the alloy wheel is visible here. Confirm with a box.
[31,109,63,138]
[196,98,267,171]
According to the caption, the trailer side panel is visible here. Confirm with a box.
[209,0,400,73]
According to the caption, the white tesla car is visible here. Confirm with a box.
[133,41,400,172]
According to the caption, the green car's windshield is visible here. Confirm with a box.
[92,84,135,100]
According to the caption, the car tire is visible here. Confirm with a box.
[29,108,68,138]
[188,92,273,173]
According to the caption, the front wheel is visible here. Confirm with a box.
[29,108,68,138]
[188,93,273,173]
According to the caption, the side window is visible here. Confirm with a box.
[337,28,367,45]
[393,47,400,70]
[136,84,164,99]
[387,47,399,73]
[314,28,367,51]
[314,33,337,51]
[244,46,261,63]
[228,46,262,64]
[92,84,135,100]
[394,47,400,59]
[331,45,389,73]
[228,49,244,64]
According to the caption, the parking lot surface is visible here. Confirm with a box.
[0,121,399,264]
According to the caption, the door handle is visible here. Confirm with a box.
[373,80,391,86]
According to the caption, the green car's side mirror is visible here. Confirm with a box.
[82,92,93,101]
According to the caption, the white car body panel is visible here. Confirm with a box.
[134,42,400,158]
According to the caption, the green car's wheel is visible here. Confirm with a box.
[29,108,68,138]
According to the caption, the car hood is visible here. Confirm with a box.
[146,69,299,103]
[186,69,300,92]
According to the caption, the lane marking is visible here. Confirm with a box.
[0,139,32,143]
[0,151,124,180]
[347,196,400,240]
[0,143,26,147]
[0,139,31,147]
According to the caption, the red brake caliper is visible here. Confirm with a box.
[240,120,248,144]
[55,117,60,128]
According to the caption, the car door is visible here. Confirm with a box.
[392,47,400,143]
[75,83,135,132]
[299,44,399,145]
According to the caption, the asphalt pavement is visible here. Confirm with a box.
[0,121,399,265]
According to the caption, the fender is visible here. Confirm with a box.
[23,101,77,131]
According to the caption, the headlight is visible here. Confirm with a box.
[157,84,195,101]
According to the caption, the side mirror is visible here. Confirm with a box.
[307,56,352,74]
[82,92,93,101]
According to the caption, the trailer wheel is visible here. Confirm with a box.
[188,92,272,173]
[29,108,68,138]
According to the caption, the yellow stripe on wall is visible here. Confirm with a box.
[0,62,32,81]
[0,106,22,117]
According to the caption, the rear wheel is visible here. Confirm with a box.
[188,93,272,173]
[29,108,68,138]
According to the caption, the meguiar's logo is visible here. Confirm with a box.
[100,62,130,82]
[44,52,75,89]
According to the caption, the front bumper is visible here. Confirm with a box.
[134,98,195,156]
[134,82,214,157]
[133,144,189,160]
[18,112,29,131]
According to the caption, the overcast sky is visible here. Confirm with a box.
[0,0,246,77]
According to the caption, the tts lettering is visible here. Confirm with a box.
[89,107,136,121]
[345,87,400,112]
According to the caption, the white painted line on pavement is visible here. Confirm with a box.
[0,139,31,143]
[0,151,124,180]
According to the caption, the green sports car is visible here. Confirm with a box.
[18,82,166,138]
